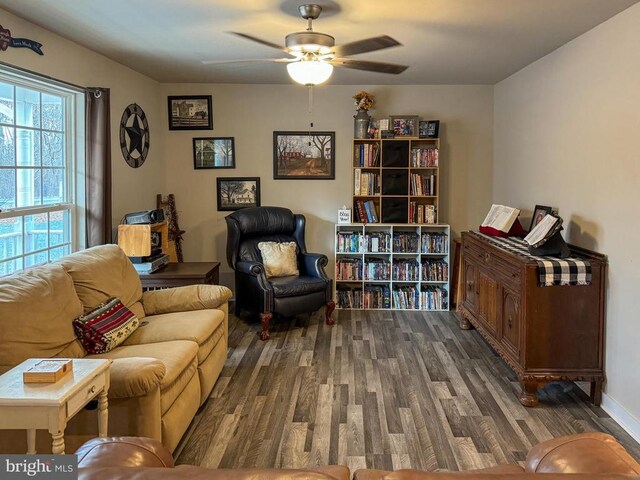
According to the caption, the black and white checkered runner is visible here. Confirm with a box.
[471,232,592,287]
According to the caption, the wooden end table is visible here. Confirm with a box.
[138,261,220,290]
[0,358,111,454]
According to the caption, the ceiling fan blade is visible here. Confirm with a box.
[201,58,294,65]
[228,32,289,53]
[329,58,408,75]
[333,35,401,57]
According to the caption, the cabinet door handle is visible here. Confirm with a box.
[484,253,491,263]
[508,317,513,328]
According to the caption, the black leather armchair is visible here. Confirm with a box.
[225,206,335,340]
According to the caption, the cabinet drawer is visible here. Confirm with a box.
[492,256,522,289]
[67,373,105,418]
[465,243,521,289]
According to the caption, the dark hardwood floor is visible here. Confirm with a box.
[175,308,640,471]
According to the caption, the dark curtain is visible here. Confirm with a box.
[85,87,111,247]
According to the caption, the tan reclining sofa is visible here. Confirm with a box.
[0,244,231,454]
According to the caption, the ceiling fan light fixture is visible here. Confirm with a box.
[287,59,333,86]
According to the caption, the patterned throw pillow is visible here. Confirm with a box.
[257,241,299,278]
[73,297,139,354]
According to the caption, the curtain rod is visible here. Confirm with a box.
[0,60,86,91]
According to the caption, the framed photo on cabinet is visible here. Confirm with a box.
[529,205,553,231]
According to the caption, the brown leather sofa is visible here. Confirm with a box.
[74,432,639,480]
[76,436,350,480]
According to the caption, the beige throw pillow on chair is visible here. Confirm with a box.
[257,241,299,277]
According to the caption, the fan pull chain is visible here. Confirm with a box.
[308,85,314,141]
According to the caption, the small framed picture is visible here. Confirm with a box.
[168,95,213,130]
[529,205,553,231]
[426,120,440,138]
[419,120,440,138]
[273,131,335,180]
[193,137,235,169]
[217,177,260,211]
[389,115,419,138]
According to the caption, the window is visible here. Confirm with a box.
[0,66,85,275]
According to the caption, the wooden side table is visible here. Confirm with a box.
[0,358,111,454]
[138,261,220,290]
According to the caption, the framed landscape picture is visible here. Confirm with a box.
[273,131,335,179]
[390,115,419,138]
[193,137,235,169]
[216,177,260,211]
[168,95,213,130]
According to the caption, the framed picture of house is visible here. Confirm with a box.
[193,137,235,169]
[167,95,213,130]
[273,131,335,179]
[216,177,260,211]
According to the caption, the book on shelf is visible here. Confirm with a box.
[354,200,366,223]
[354,143,380,167]
[410,203,436,224]
[367,200,378,222]
[363,201,373,223]
[411,146,439,167]
[481,204,520,233]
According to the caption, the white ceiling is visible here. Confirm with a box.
[0,0,637,85]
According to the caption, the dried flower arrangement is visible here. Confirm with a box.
[353,91,374,111]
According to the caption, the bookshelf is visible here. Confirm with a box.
[335,223,450,311]
[352,138,440,224]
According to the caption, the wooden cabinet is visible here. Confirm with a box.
[459,231,606,407]
[352,138,440,224]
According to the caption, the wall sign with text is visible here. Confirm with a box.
[0,25,44,55]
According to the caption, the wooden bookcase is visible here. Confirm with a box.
[334,223,450,311]
[352,137,440,224]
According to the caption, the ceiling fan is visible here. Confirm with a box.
[203,4,408,85]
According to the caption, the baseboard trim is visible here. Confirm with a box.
[601,393,640,443]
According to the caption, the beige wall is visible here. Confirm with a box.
[494,4,640,434]
[158,83,493,287]
[0,8,162,231]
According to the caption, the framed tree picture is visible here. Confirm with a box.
[167,95,213,130]
[193,137,235,169]
[216,177,260,211]
[273,131,335,179]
